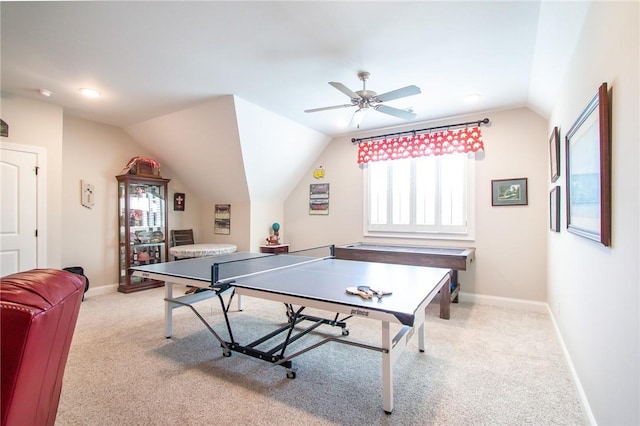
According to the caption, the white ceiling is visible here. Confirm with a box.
[1,1,590,138]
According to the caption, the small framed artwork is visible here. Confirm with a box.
[0,119,8,137]
[174,193,185,211]
[565,82,611,246]
[549,126,560,183]
[491,178,528,206]
[214,204,231,234]
[309,183,329,215]
[550,186,560,232]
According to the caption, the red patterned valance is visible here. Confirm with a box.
[357,127,484,164]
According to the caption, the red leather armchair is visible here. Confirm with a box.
[1,269,85,426]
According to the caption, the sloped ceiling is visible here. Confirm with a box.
[125,95,330,203]
[1,1,590,204]
[233,97,330,203]
[1,2,590,136]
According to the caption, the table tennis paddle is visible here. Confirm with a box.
[357,285,392,299]
[345,286,372,299]
[346,286,393,300]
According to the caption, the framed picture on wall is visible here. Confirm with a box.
[214,204,231,234]
[550,186,560,232]
[174,193,185,211]
[565,82,611,246]
[309,183,329,215]
[549,126,560,183]
[491,178,528,206]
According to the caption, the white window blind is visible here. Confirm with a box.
[365,153,474,238]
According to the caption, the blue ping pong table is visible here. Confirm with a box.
[129,246,450,414]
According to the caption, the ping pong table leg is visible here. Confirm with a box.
[418,321,425,352]
[415,303,426,352]
[439,273,451,319]
[165,282,173,338]
[382,321,394,414]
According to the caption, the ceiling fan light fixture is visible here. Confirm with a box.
[351,108,366,129]
[305,71,421,125]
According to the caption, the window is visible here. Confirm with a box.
[365,153,474,239]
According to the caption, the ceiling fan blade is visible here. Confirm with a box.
[304,104,355,113]
[375,104,417,120]
[375,85,421,102]
[329,82,360,99]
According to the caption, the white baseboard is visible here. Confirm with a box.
[547,305,597,425]
[84,283,118,298]
[458,291,548,312]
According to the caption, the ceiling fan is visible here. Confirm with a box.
[304,71,421,128]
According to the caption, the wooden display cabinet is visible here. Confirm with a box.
[117,174,171,293]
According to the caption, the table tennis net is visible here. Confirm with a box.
[211,245,334,285]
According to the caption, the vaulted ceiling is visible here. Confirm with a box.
[1,1,590,202]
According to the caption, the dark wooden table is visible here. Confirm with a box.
[259,244,290,254]
[334,242,475,319]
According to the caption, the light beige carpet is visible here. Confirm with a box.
[55,287,585,425]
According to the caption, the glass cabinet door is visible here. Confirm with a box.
[117,174,171,293]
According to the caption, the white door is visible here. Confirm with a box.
[1,147,38,276]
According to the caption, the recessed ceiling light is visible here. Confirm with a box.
[79,88,101,98]
[39,89,52,97]
[464,94,481,103]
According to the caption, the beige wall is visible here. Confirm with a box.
[547,2,639,424]
[2,106,253,288]
[474,108,547,301]
[0,94,64,268]
[61,116,205,288]
[0,96,303,286]
[249,200,284,252]
[284,108,548,302]
[199,201,252,252]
